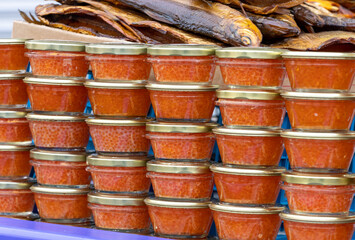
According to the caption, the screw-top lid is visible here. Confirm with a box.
[0,179,34,190]
[217,89,282,100]
[282,51,355,59]
[30,149,87,162]
[216,47,284,59]
[0,144,33,152]
[213,127,281,137]
[210,202,285,214]
[0,71,27,80]
[0,39,29,45]
[30,185,90,195]
[87,154,149,167]
[282,171,354,186]
[26,113,87,122]
[24,77,85,86]
[86,118,150,126]
[144,197,210,209]
[210,163,285,176]
[25,40,86,52]
[146,83,218,92]
[88,192,146,206]
[84,80,146,89]
[146,122,218,133]
[148,44,218,56]
[281,91,355,100]
[281,212,355,224]
[0,109,28,119]
[281,130,355,140]
[86,43,147,55]
[147,160,211,174]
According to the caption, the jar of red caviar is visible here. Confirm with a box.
[0,144,33,178]
[88,192,150,231]
[25,40,88,78]
[0,179,34,215]
[145,197,212,238]
[148,44,217,83]
[147,83,218,122]
[146,122,217,161]
[282,130,355,172]
[31,185,91,222]
[30,149,90,187]
[211,164,284,204]
[35,218,93,227]
[86,154,150,193]
[282,92,355,131]
[0,109,31,144]
[86,43,150,81]
[210,203,284,240]
[0,71,28,108]
[24,77,87,114]
[213,127,283,166]
[281,212,355,240]
[282,171,355,214]
[3,212,38,220]
[0,39,29,70]
[216,47,286,89]
[282,51,355,92]
[147,160,213,201]
[216,89,285,128]
[27,113,89,150]
[86,118,150,155]
[85,81,150,117]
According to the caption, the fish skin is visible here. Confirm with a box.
[114,0,262,46]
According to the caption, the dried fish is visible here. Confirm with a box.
[331,0,355,11]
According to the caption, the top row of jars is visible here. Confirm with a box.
[1,39,354,92]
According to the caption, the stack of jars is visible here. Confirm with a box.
[83,43,152,233]
[23,40,92,226]
[279,51,355,240]
[0,39,36,221]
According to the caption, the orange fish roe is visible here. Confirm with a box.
[0,72,28,108]
[210,203,284,240]
[27,114,89,149]
[0,145,32,178]
[88,193,150,231]
[0,110,31,143]
[85,81,150,117]
[211,164,284,204]
[147,161,213,200]
[147,83,218,122]
[87,118,150,154]
[0,180,34,213]
[31,185,90,220]
[282,92,355,130]
[0,40,28,70]
[145,198,212,238]
[214,128,283,166]
[24,77,87,114]
[282,213,355,240]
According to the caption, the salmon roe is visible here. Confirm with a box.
[0,118,32,143]
[0,180,34,214]
[0,42,28,70]
[0,72,28,108]
[0,145,32,178]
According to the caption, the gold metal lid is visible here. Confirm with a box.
[210,202,285,214]
[30,185,90,195]
[281,130,355,140]
[280,213,355,224]
[24,77,85,86]
[213,127,281,137]
[147,160,211,174]
[282,171,353,186]
[147,44,218,56]
[281,91,355,100]
[88,192,146,206]
[30,149,87,162]
[282,51,355,59]
[0,180,34,190]
[25,40,86,52]
[0,141,33,146]
[146,83,218,92]
[216,47,284,59]
[0,144,33,152]
[0,109,28,119]
[210,163,285,176]
[144,197,210,208]
[146,122,218,133]
[84,80,146,89]
[86,43,147,55]
[87,154,149,167]
[86,118,150,126]
[0,39,29,45]
[217,89,282,100]
[26,113,87,122]
[0,71,27,80]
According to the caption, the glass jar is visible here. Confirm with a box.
[86,43,150,81]
[216,89,285,128]
[145,197,212,238]
[27,113,89,150]
[0,144,33,178]
[86,154,150,193]
[35,218,93,228]
[147,83,218,122]
[147,160,213,201]
[0,109,31,144]
[216,47,286,89]
[86,118,150,155]
[282,171,355,214]
[25,40,88,77]
[146,122,217,161]
[88,192,150,231]
[0,39,28,70]
[0,71,28,108]
[211,164,285,204]
[210,203,284,240]
[213,127,283,166]
[282,92,355,131]
[148,44,217,83]
[85,80,150,117]
[282,131,355,172]
[30,149,90,187]
[24,76,87,114]
[282,51,355,92]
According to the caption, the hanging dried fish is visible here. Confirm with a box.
[113,0,263,46]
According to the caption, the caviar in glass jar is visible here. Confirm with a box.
[0,144,32,178]
[0,39,28,70]
[0,71,28,108]
[0,109,31,144]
